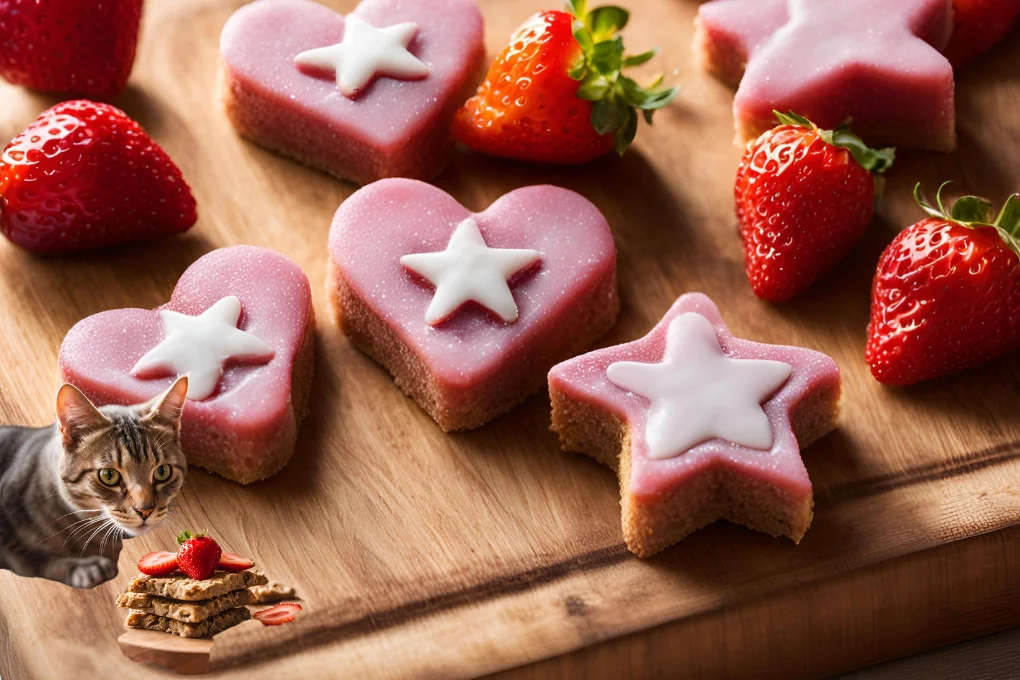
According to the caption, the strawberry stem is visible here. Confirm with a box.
[567,2,678,155]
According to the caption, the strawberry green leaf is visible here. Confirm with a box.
[614,108,638,155]
[573,20,595,52]
[994,194,1020,237]
[592,97,628,135]
[913,183,945,221]
[589,6,630,39]
[951,195,994,224]
[571,4,678,156]
[564,0,588,20]
[622,49,658,67]
[568,53,588,80]
[577,73,612,100]
[773,110,813,128]
[590,37,624,73]
[830,128,895,174]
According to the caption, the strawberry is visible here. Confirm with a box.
[137,551,179,577]
[944,0,1020,66]
[254,603,302,626]
[0,0,143,98]
[866,184,1020,385]
[452,0,676,164]
[0,100,197,255]
[218,552,255,572]
[735,111,895,302]
[175,530,222,581]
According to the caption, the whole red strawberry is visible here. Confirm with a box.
[0,0,143,97]
[944,0,1020,66]
[866,184,1020,385]
[0,100,197,255]
[175,530,222,581]
[735,111,895,302]
[452,0,676,164]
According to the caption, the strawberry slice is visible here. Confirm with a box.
[218,552,255,572]
[254,603,302,626]
[137,551,179,577]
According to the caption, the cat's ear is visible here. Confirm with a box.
[56,384,109,448]
[142,376,189,429]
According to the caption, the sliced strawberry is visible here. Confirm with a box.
[217,552,255,572]
[254,603,302,626]
[137,551,179,577]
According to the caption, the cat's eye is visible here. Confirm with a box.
[153,464,173,482]
[97,468,121,487]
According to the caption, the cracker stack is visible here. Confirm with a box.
[117,569,268,638]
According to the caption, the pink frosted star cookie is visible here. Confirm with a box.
[694,0,956,151]
[218,0,484,184]
[548,293,840,557]
[328,178,619,431]
[59,246,315,484]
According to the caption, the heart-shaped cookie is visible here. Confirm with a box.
[327,178,619,431]
[58,246,315,484]
[219,0,485,185]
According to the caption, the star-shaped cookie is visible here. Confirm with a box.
[695,0,955,151]
[548,293,841,557]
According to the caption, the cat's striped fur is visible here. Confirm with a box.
[0,377,188,589]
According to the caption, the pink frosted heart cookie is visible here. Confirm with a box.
[219,0,484,185]
[58,246,315,484]
[328,178,619,431]
[548,293,840,557]
[694,0,956,151]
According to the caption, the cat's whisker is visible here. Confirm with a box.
[39,514,105,547]
[34,508,103,534]
[59,515,110,550]
[32,512,107,546]
[78,519,114,559]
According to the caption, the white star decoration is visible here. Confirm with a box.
[607,313,792,459]
[400,218,542,326]
[294,15,429,98]
[131,296,275,401]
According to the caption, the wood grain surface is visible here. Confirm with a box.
[1,1,1019,679]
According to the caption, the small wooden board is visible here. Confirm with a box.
[118,630,214,676]
[2,2,1020,679]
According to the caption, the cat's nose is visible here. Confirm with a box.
[134,506,154,521]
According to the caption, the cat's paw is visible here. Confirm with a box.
[68,556,118,589]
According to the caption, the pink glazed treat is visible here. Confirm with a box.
[58,246,315,484]
[694,0,956,151]
[328,178,619,431]
[219,0,485,185]
[548,293,840,557]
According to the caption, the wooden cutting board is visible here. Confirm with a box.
[2,1,1020,678]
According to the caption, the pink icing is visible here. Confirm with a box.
[58,246,313,482]
[698,0,954,142]
[219,0,484,182]
[548,293,840,503]
[329,178,616,388]
[697,0,788,67]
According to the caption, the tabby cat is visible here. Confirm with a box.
[0,376,188,589]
